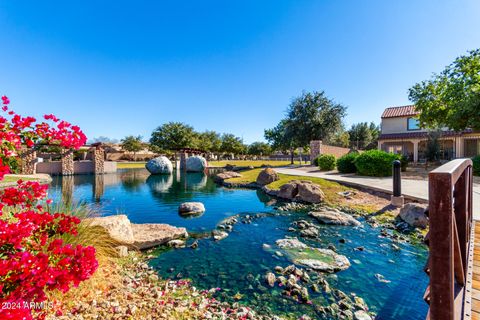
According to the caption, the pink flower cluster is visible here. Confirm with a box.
[0,95,98,319]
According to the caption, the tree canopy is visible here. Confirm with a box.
[247,141,272,156]
[265,91,347,153]
[149,122,196,151]
[348,122,379,150]
[121,135,144,153]
[408,48,480,131]
[220,133,246,155]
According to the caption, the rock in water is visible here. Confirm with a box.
[86,214,135,244]
[265,272,276,287]
[309,207,361,226]
[132,224,188,250]
[275,238,350,272]
[278,182,298,199]
[399,203,428,229]
[213,230,228,241]
[186,155,207,172]
[256,168,279,185]
[354,310,373,320]
[178,202,206,215]
[145,156,173,175]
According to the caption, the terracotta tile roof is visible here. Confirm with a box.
[378,129,472,140]
[381,105,419,118]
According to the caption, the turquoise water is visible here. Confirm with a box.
[48,169,428,319]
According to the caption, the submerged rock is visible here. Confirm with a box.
[178,202,206,215]
[275,238,350,272]
[309,207,361,226]
[168,239,186,248]
[265,272,276,287]
[354,310,373,320]
[145,156,173,175]
[399,203,428,229]
[213,230,229,241]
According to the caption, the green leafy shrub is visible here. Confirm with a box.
[400,155,409,172]
[354,150,401,177]
[473,155,480,176]
[337,152,359,173]
[317,154,336,171]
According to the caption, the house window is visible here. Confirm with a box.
[407,117,420,130]
[387,145,403,154]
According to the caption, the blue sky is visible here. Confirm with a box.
[1,1,479,144]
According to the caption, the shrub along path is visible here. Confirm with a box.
[275,166,480,220]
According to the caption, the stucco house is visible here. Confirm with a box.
[377,105,480,163]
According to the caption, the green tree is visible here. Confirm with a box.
[120,135,144,161]
[149,122,196,151]
[247,142,272,156]
[264,119,296,163]
[348,122,373,150]
[194,130,222,153]
[327,130,350,148]
[220,133,245,156]
[408,49,480,131]
[285,91,347,147]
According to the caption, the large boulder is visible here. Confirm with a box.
[256,168,279,185]
[186,156,207,172]
[145,156,173,175]
[132,224,188,250]
[178,202,206,215]
[86,214,135,244]
[277,180,325,204]
[399,203,428,229]
[309,207,361,226]
[278,182,298,199]
[296,181,325,203]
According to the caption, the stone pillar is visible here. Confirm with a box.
[61,149,74,176]
[21,148,37,175]
[413,140,419,163]
[93,147,105,175]
[310,140,322,163]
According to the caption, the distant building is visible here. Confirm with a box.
[377,105,480,163]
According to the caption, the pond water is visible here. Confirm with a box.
[48,168,429,319]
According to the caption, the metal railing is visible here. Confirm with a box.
[425,158,474,320]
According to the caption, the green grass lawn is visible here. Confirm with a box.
[117,162,146,169]
[208,160,304,168]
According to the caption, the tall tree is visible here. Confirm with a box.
[120,135,144,161]
[285,91,347,147]
[150,122,196,151]
[220,133,245,155]
[247,142,272,156]
[264,119,297,163]
[194,130,222,153]
[408,49,480,131]
[348,122,373,150]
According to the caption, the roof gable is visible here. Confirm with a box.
[381,105,419,118]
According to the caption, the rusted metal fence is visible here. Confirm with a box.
[424,158,474,320]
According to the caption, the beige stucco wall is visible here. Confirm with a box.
[381,117,427,134]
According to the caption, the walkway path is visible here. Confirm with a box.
[276,166,480,220]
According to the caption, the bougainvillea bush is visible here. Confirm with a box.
[0,95,98,319]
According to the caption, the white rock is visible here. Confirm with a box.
[145,156,173,175]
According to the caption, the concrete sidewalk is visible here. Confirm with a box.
[276,166,480,220]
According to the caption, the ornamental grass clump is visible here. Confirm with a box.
[0,95,99,320]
